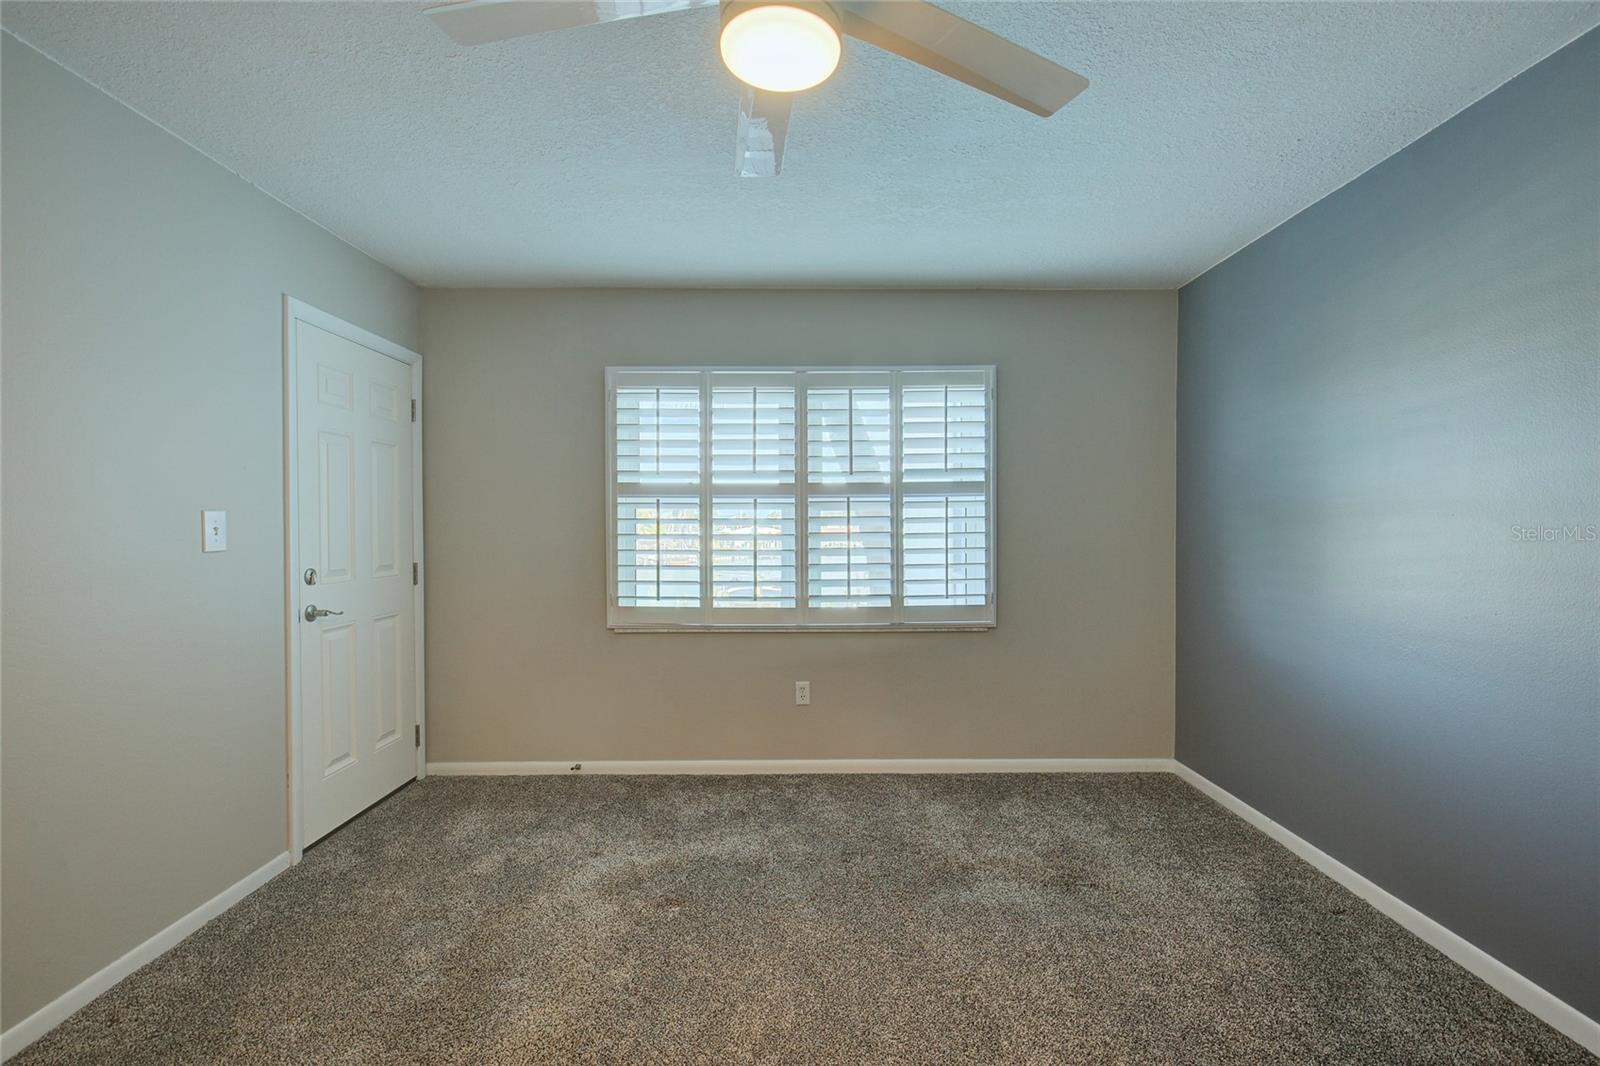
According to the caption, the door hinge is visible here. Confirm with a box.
[411,399,417,422]
[412,561,419,586]
[415,723,421,748]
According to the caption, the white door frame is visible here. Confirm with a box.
[282,296,426,862]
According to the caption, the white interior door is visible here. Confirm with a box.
[296,318,417,845]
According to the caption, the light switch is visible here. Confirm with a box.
[202,510,227,552]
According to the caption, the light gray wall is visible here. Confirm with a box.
[420,288,1176,764]
[1,34,419,1027]
[1176,28,1599,1018]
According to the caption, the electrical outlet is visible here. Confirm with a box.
[794,681,811,706]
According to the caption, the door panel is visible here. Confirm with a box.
[373,613,402,749]
[370,379,402,423]
[297,319,416,845]
[320,621,358,775]
[318,432,355,585]
[370,441,400,578]
[317,364,354,410]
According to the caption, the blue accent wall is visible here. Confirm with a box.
[1177,29,1599,1016]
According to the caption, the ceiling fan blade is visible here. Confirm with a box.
[735,87,792,177]
[835,0,1088,117]
[426,0,715,47]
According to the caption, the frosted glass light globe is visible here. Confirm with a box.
[720,4,842,93]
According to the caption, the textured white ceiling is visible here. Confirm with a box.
[4,1,1597,287]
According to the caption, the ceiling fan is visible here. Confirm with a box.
[425,0,1088,177]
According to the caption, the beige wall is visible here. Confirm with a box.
[0,34,419,1027]
[421,288,1176,763]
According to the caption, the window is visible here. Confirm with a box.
[607,367,995,630]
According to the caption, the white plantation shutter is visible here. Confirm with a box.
[616,498,702,606]
[902,495,987,606]
[610,372,704,623]
[806,496,894,608]
[710,375,799,617]
[806,385,893,484]
[607,366,993,629]
[616,386,701,483]
[903,382,987,483]
[711,497,797,608]
[712,385,795,482]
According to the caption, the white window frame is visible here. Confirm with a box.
[606,365,997,632]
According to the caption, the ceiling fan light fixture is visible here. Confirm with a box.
[719,2,842,94]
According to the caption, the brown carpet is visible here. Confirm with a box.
[13,774,1594,1064]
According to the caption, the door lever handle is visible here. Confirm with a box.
[303,605,345,622]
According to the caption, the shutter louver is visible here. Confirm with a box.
[616,497,702,607]
[616,387,701,484]
[902,495,988,606]
[711,380,798,613]
[712,386,796,482]
[807,496,893,607]
[807,387,891,484]
[903,383,987,483]
[712,497,797,608]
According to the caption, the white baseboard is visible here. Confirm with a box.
[426,757,1177,776]
[0,851,291,1062]
[1171,762,1600,1056]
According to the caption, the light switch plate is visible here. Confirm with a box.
[202,510,227,552]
